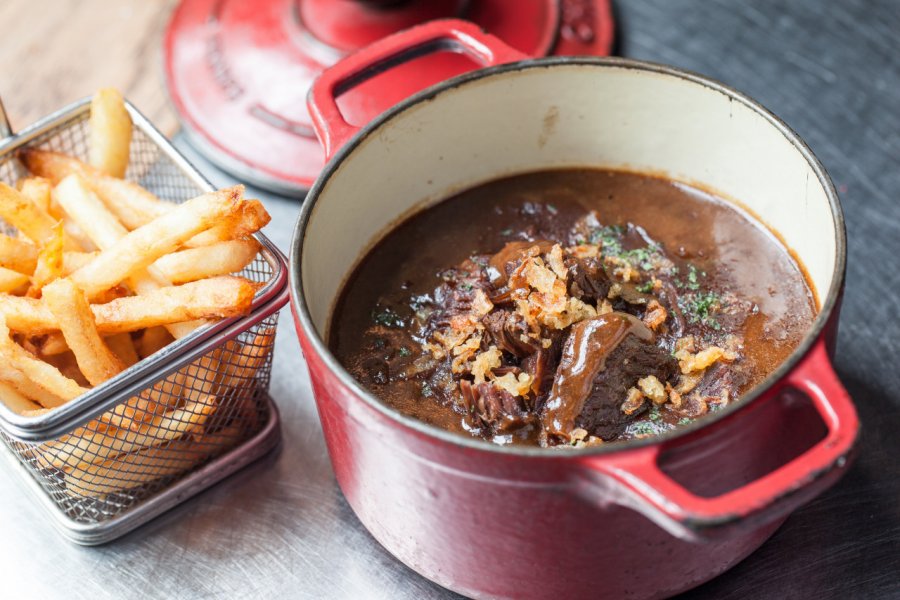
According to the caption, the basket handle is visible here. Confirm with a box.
[307,18,527,161]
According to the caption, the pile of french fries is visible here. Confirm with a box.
[0,89,274,497]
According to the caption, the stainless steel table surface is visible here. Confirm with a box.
[3,1,899,598]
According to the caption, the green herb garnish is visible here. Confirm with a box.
[629,421,657,436]
[398,347,411,357]
[678,417,692,425]
[371,307,405,328]
[636,280,655,294]
[679,291,722,329]
[589,225,625,255]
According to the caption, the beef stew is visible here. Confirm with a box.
[330,169,816,447]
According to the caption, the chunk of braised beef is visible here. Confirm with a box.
[540,314,677,444]
[460,379,533,433]
[566,255,610,301]
[575,335,678,440]
[482,309,540,357]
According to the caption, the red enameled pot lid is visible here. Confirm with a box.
[163,0,614,195]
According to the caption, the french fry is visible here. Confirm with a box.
[20,149,170,229]
[39,394,217,472]
[183,200,271,247]
[0,362,66,407]
[18,177,52,215]
[43,278,124,386]
[0,182,61,245]
[62,250,97,275]
[43,350,91,387]
[153,238,261,284]
[65,433,220,498]
[27,222,64,296]
[0,234,38,274]
[217,329,275,393]
[135,326,174,359]
[2,93,275,493]
[107,332,139,368]
[91,276,256,333]
[0,275,256,335]
[69,186,245,298]
[54,174,128,249]
[0,266,29,293]
[89,88,133,178]
[0,316,87,405]
[0,380,44,415]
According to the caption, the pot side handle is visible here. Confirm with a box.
[307,18,527,161]
[579,340,859,540]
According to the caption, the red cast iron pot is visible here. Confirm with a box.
[289,20,858,599]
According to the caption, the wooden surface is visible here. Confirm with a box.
[0,0,179,136]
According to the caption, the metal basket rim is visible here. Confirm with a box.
[0,97,290,441]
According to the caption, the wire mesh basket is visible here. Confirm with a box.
[0,96,287,544]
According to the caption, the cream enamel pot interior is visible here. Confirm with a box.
[289,20,858,600]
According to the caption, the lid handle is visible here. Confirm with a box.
[307,18,527,161]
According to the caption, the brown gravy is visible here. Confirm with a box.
[330,169,816,446]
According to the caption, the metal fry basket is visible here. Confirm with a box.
[0,96,287,544]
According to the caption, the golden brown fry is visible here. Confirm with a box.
[183,200,271,247]
[0,182,60,245]
[0,266,30,294]
[54,174,128,249]
[153,238,261,284]
[0,316,87,405]
[0,234,38,274]
[20,149,169,229]
[0,276,256,335]
[39,394,217,472]
[106,332,139,368]
[28,222,64,297]
[69,186,245,298]
[217,329,275,394]
[65,433,218,498]
[92,276,256,333]
[135,326,174,359]
[43,278,124,386]
[89,88,133,178]
[18,177,52,214]
[61,250,98,276]
[0,362,66,407]
[0,380,44,415]
[43,351,90,387]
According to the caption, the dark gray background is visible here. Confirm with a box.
[2,1,898,598]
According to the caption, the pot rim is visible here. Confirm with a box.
[289,55,847,458]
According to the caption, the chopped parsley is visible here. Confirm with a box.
[371,307,405,328]
[459,281,473,291]
[398,347,411,357]
[679,291,722,330]
[589,225,625,255]
[636,280,656,294]
[421,383,434,398]
[648,406,661,422]
[372,337,386,349]
[629,421,658,436]
[678,417,692,426]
